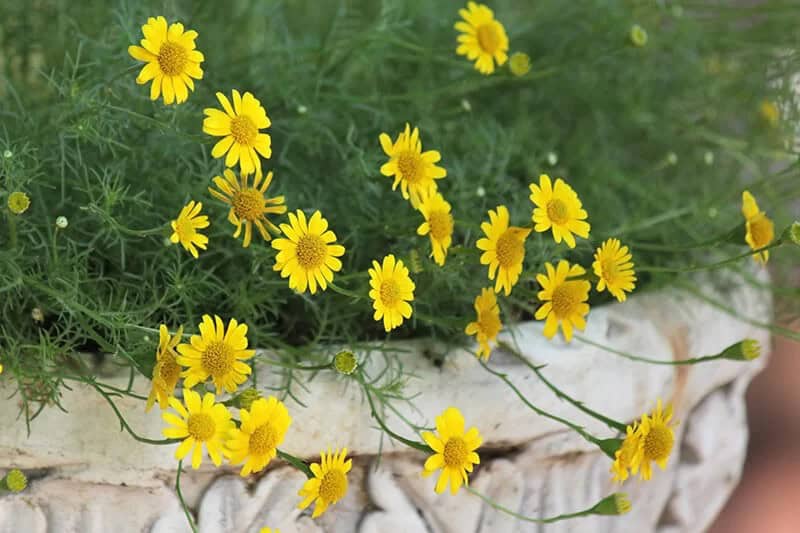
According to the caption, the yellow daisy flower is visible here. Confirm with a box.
[7,191,30,214]
[455,2,509,75]
[759,100,779,127]
[146,324,184,412]
[741,190,774,264]
[534,260,591,342]
[176,315,255,394]
[610,424,640,483]
[209,169,287,248]
[170,200,209,259]
[203,90,272,176]
[630,400,677,481]
[592,238,637,302]
[476,205,531,296]
[416,192,454,266]
[379,123,447,207]
[162,389,233,469]
[259,529,279,533]
[127,16,204,105]
[529,174,590,249]
[421,407,482,495]
[225,396,292,477]
[368,254,415,332]
[298,448,352,518]
[272,210,345,294]
[465,288,502,360]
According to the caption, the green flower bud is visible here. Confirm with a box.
[591,492,631,516]
[785,221,800,246]
[629,25,648,47]
[333,350,358,375]
[3,469,27,493]
[509,52,531,77]
[7,191,30,215]
[720,339,761,361]
[235,388,262,410]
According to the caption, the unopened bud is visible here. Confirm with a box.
[333,350,358,375]
[2,469,27,493]
[629,25,648,47]
[591,492,631,516]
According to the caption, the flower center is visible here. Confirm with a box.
[232,189,264,221]
[319,469,347,504]
[249,423,278,456]
[187,413,216,442]
[158,355,182,385]
[643,424,674,462]
[479,312,502,339]
[157,41,188,76]
[546,199,570,225]
[379,279,401,307]
[295,235,327,270]
[601,258,620,283]
[175,216,196,241]
[443,437,469,468]
[551,281,584,318]
[201,340,235,378]
[748,215,774,247]
[495,230,525,268]
[230,115,258,146]
[476,23,501,55]
[428,210,453,241]
[397,151,423,184]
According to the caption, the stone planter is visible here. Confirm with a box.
[0,270,770,533]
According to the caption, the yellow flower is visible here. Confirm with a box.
[203,90,272,176]
[259,529,280,533]
[529,174,590,249]
[209,169,287,248]
[610,424,640,483]
[416,192,454,266]
[508,52,531,76]
[127,16,204,105]
[272,210,345,294]
[455,2,509,75]
[162,389,233,469]
[225,396,291,477]
[379,123,447,207]
[759,100,779,127]
[465,288,502,360]
[476,205,531,296]
[298,448,352,518]
[176,315,255,394]
[421,407,482,495]
[368,254,415,332]
[0,363,3,375]
[629,400,677,481]
[534,260,591,342]
[592,238,637,302]
[741,190,774,264]
[146,325,184,412]
[169,200,209,259]
[7,191,30,214]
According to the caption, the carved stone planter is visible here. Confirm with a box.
[0,271,770,533]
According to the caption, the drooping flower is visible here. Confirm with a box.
[455,2,509,75]
[535,260,591,342]
[297,448,352,518]
[592,238,637,302]
[169,200,209,259]
[508,52,531,76]
[529,174,590,249]
[128,17,204,105]
[176,315,255,394]
[7,191,30,214]
[163,389,233,469]
[421,407,482,495]
[368,254,415,332]
[272,210,345,294]
[476,205,531,296]
[379,124,447,207]
[610,424,641,483]
[465,288,502,360]
[225,397,292,477]
[416,192,454,266]
[146,324,184,412]
[209,169,286,248]
[629,400,677,481]
[203,90,271,176]
[741,190,774,264]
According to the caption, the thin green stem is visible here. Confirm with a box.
[358,375,432,453]
[466,486,595,523]
[175,461,198,533]
[637,240,783,273]
[7,212,17,248]
[573,334,723,365]
[328,281,362,300]
[277,449,314,479]
[627,226,740,252]
[90,381,178,445]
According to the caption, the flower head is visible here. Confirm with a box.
[176,315,255,394]
[741,191,774,264]
[7,191,30,214]
[260,529,280,533]
[455,2,509,75]
[128,17,204,105]
[610,424,641,483]
[3,469,27,493]
[272,210,345,294]
[146,325,184,412]
[592,238,637,302]
[759,100,779,127]
[298,448,352,518]
[203,90,271,176]
[629,24,648,47]
[529,174,590,249]
[379,124,447,207]
[421,407,482,494]
[55,216,68,229]
[368,254,415,332]
[465,288,502,360]
[629,400,677,481]
[170,200,209,259]
[508,52,531,76]
[225,396,292,477]
[333,350,358,375]
[476,205,531,295]
[535,260,591,342]
[416,192,454,266]
[209,169,286,248]
[162,389,233,469]
[591,493,632,516]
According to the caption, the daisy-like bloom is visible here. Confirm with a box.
[176,315,255,394]
[146,325,184,412]
[421,407,482,495]
[170,200,209,259]
[610,424,641,483]
[379,123,447,207]
[455,2,509,75]
[534,260,591,342]
[508,52,531,76]
[629,400,677,481]
[203,90,272,176]
[162,389,234,469]
[741,190,774,264]
[7,191,30,214]
[272,210,345,294]
[759,100,779,127]
[416,192,454,266]
[127,17,203,105]
[465,288,502,360]
[297,448,352,518]
[592,238,637,302]
[529,174,590,249]
[476,205,531,296]
[225,396,292,477]
[259,529,279,533]
[209,169,287,248]
[368,254,415,332]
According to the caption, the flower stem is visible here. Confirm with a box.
[175,460,198,533]
[277,449,314,479]
[573,333,722,365]
[358,375,433,453]
[637,240,783,273]
[467,486,610,523]
[328,281,362,300]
